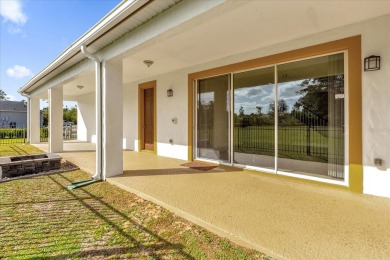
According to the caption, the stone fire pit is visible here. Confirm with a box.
[0,153,62,179]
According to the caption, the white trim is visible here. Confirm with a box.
[230,73,234,166]
[242,165,276,175]
[274,65,278,172]
[343,50,350,186]
[193,79,197,160]
[195,157,222,165]
[195,72,231,81]
[232,64,276,75]
[277,170,348,186]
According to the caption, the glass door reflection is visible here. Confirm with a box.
[233,67,275,170]
[197,75,230,163]
[277,53,345,179]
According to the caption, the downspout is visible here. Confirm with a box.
[21,93,30,143]
[81,45,102,180]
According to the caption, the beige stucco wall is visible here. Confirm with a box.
[123,71,189,160]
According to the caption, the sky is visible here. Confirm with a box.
[0,0,121,104]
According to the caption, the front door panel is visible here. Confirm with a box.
[144,88,154,151]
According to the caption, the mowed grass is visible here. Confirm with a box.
[0,144,267,259]
[0,144,43,157]
[234,126,344,161]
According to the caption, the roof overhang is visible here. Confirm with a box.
[18,0,183,94]
[19,0,390,96]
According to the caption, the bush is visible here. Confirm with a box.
[40,128,49,138]
[0,128,27,139]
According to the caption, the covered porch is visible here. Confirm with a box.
[20,0,390,197]
[31,144,390,259]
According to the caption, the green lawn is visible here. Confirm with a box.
[0,144,267,259]
[234,126,344,162]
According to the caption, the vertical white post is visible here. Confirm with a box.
[30,97,41,144]
[95,62,102,180]
[102,59,123,178]
[48,86,63,153]
[26,97,30,142]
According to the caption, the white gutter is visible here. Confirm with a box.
[18,0,149,94]
[81,45,102,181]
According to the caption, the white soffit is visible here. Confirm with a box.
[19,0,183,94]
[122,0,390,83]
[21,0,390,92]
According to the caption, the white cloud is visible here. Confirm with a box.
[6,65,32,78]
[0,0,28,25]
[6,95,16,101]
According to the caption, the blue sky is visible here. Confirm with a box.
[0,0,121,102]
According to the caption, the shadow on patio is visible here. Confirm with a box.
[0,172,197,259]
[29,144,390,259]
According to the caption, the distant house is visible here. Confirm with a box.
[0,100,43,128]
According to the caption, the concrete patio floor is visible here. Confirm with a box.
[33,142,390,259]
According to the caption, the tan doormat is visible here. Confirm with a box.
[180,161,217,171]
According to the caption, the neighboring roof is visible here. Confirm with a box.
[18,0,182,95]
[0,100,27,112]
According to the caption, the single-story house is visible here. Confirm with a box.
[0,100,30,128]
[0,100,44,128]
[18,0,390,198]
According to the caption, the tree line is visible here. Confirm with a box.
[42,106,77,126]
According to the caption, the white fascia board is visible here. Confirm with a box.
[100,0,227,61]
[18,0,148,94]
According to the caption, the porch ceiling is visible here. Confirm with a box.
[122,0,390,84]
[33,0,390,96]
[62,70,95,98]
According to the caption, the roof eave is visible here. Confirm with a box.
[18,0,150,94]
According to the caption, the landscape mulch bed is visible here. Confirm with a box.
[180,161,218,171]
[0,159,79,182]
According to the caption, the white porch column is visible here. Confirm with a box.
[48,86,63,153]
[29,97,41,144]
[102,59,123,178]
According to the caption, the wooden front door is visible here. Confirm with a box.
[143,87,154,151]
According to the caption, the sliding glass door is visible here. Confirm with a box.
[197,75,230,163]
[233,66,275,170]
[277,53,345,179]
[195,52,346,181]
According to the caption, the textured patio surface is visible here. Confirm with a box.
[33,143,390,259]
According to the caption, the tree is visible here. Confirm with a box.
[0,90,8,100]
[269,99,288,116]
[63,105,77,124]
[296,75,344,119]
[42,107,48,126]
[239,106,245,117]
[41,105,78,126]
[256,106,262,116]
